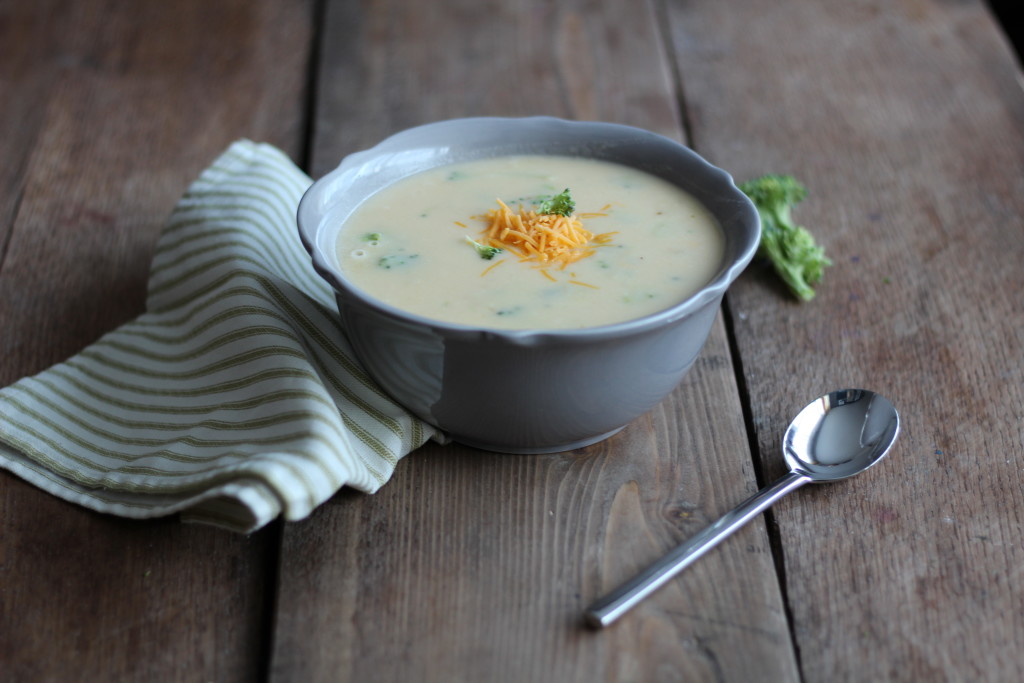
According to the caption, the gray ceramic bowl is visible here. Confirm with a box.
[297,117,760,453]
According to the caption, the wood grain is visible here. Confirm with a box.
[308,0,684,178]
[0,1,313,679]
[665,0,1024,679]
[271,0,798,681]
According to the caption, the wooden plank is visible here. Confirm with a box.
[0,1,313,679]
[665,0,1024,679]
[271,1,799,680]
[308,0,684,177]
[0,0,60,259]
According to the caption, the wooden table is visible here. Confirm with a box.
[3,1,1022,680]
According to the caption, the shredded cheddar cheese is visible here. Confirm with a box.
[476,199,616,270]
[479,259,505,277]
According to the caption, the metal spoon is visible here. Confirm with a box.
[585,388,899,628]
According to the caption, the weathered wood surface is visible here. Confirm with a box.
[0,1,312,680]
[666,1,1024,680]
[2,0,1022,681]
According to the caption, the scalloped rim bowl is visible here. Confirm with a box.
[298,117,760,453]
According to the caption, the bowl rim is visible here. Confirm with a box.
[297,116,760,344]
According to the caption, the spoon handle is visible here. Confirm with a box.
[585,470,811,628]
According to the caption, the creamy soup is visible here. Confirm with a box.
[336,155,724,329]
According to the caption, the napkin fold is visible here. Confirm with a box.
[0,141,441,532]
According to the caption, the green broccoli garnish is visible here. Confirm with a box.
[465,236,504,260]
[378,252,418,269]
[739,174,831,301]
[538,188,575,217]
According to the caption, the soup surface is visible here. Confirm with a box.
[336,155,724,329]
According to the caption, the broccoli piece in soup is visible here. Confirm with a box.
[538,188,575,217]
[465,236,504,260]
[377,252,418,269]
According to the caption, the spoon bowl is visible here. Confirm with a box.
[784,389,899,480]
[584,388,899,628]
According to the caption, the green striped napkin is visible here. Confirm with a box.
[0,140,440,532]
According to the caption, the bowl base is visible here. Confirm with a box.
[450,426,625,455]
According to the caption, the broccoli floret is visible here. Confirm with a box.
[739,174,831,301]
[538,188,575,217]
[465,236,504,260]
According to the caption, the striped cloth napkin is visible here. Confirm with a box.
[0,140,440,532]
